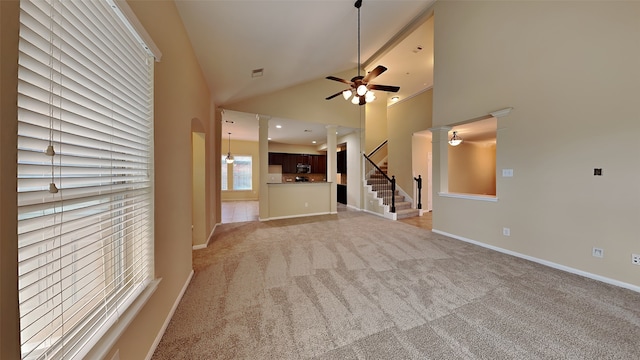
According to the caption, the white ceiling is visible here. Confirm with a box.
[175,0,436,144]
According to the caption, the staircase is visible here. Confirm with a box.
[366,162,420,220]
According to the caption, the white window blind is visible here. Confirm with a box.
[17,1,154,359]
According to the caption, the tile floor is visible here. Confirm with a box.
[221,201,259,223]
[222,200,432,231]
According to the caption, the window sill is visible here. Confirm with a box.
[437,192,498,202]
[84,278,162,359]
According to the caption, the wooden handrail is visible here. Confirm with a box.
[367,140,388,158]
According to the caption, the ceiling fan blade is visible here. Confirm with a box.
[363,65,387,83]
[326,76,351,85]
[369,84,400,93]
[326,90,346,100]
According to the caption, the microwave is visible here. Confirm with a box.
[296,163,311,174]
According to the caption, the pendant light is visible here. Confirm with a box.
[448,131,463,146]
[225,132,235,164]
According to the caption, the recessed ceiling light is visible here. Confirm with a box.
[275,125,282,129]
[312,141,317,144]
[268,137,272,140]
[391,96,400,102]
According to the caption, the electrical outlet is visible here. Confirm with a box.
[632,254,640,265]
[502,169,514,177]
[502,227,510,236]
[592,247,604,258]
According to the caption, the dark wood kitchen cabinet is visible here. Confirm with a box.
[269,152,327,174]
[311,155,326,174]
[268,152,284,166]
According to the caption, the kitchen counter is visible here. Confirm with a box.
[266,182,335,219]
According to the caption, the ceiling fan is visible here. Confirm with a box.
[325,0,400,106]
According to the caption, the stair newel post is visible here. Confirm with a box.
[414,174,422,210]
[391,175,396,213]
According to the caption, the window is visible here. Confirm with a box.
[221,156,228,190]
[232,156,252,190]
[447,117,497,197]
[17,1,155,359]
[221,155,252,191]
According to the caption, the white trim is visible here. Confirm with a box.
[346,204,361,211]
[432,229,640,294]
[387,85,433,108]
[192,223,220,250]
[438,192,498,202]
[111,0,162,60]
[362,208,396,220]
[261,211,332,221]
[489,107,513,118]
[144,270,194,360]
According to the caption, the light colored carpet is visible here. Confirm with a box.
[152,210,640,359]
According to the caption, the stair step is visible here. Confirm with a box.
[380,195,405,204]
[371,184,396,192]
[367,179,388,186]
[368,174,388,179]
[396,208,420,220]
[395,201,412,210]
[376,189,400,197]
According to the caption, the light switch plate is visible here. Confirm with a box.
[502,169,513,177]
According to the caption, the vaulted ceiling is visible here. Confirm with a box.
[175,0,436,143]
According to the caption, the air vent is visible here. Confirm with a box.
[251,68,264,78]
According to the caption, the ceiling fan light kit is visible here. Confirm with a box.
[325,0,400,106]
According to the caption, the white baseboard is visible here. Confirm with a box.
[432,229,640,294]
[145,269,194,360]
[346,204,361,211]
[262,211,331,221]
[192,223,220,250]
[362,209,395,220]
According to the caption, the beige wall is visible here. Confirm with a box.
[1,1,21,358]
[268,142,325,155]
[448,142,496,196]
[432,1,640,287]
[192,132,207,246]
[221,139,260,201]
[388,89,434,195]
[364,93,387,154]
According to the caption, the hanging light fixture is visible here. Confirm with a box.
[225,132,234,164]
[325,1,400,105]
[448,131,463,146]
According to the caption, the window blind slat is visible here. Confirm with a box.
[18,1,155,359]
